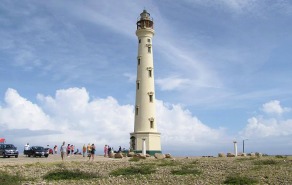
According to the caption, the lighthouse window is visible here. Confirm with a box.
[137,81,140,90]
[148,70,152,77]
[149,94,153,102]
[148,47,151,53]
[147,38,151,43]
[135,107,139,116]
[139,39,141,43]
[138,58,140,65]
[150,120,154,128]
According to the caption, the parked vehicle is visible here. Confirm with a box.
[26,146,48,158]
[44,148,53,154]
[0,144,19,158]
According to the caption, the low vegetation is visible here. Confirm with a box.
[0,171,26,185]
[43,169,99,180]
[171,168,202,176]
[0,156,291,184]
[110,165,156,176]
[253,159,279,165]
[224,174,258,184]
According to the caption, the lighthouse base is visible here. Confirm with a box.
[130,132,161,155]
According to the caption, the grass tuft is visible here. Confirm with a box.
[253,159,279,165]
[224,174,258,184]
[128,157,141,162]
[171,168,201,176]
[235,157,256,162]
[0,171,26,185]
[43,169,98,180]
[157,160,180,166]
[110,166,156,176]
[275,155,287,159]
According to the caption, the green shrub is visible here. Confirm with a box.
[110,166,156,176]
[0,172,25,185]
[43,169,98,180]
[224,175,258,184]
[171,168,201,176]
[157,160,180,166]
[129,157,140,162]
[253,159,278,165]
[275,155,287,158]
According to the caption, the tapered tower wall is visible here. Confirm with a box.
[130,10,161,155]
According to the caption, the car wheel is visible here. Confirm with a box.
[28,155,30,157]
[15,155,18,158]
[33,154,36,157]
[8,156,10,158]
[45,155,48,158]
[3,154,6,158]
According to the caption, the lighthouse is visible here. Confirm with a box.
[130,10,161,155]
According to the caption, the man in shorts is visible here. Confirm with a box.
[60,141,66,161]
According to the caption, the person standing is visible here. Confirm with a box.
[108,146,111,156]
[90,144,96,161]
[60,142,66,161]
[104,145,108,157]
[87,143,91,156]
[67,144,71,157]
[54,145,58,154]
[70,145,74,156]
[82,144,86,157]
[24,143,30,155]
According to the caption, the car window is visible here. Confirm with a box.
[5,144,15,148]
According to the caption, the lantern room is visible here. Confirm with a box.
[136,9,154,30]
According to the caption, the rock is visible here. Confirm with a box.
[122,153,127,157]
[255,152,262,157]
[146,154,151,157]
[138,154,146,159]
[218,153,226,157]
[133,153,146,159]
[250,152,256,157]
[165,153,172,158]
[227,153,235,157]
[114,153,123,158]
[154,153,165,159]
[241,153,247,157]
[109,152,115,158]
[127,152,135,157]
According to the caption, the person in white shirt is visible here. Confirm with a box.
[24,143,30,155]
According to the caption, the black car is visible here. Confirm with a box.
[26,146,48,157]
[0,144,19,158]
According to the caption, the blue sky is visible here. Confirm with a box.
[0,0,292,156]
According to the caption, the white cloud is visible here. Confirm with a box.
[0,87,227,155]
[156,76,191,91]
[241,117,292,138]
[0,88,51,130]
[240,100,292,139]
[262,100,290,115]
[156,100,227,148]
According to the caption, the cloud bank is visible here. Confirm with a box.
[1,88,291,155]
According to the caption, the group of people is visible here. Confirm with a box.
[103,145,124,157]
[23,141,126,161]
[60,142,96,161]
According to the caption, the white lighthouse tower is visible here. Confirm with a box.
[130,10,161,155]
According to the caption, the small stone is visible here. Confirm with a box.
[114,153,123,158]
[154,153,165,159]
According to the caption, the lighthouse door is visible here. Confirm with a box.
[130,136,136,151]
